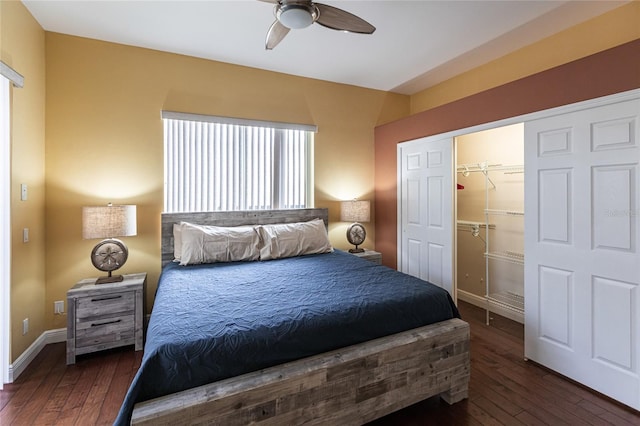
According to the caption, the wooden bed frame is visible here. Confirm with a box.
[130,208,469,425]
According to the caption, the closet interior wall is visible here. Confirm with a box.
[456,123,524,323]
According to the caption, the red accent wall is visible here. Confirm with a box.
[374,39,640,269]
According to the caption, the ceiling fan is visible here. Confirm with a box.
[260,0,376,50]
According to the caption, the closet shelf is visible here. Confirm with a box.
[485,209,524,216]
[487,292,524,313]
[456,163,524,174]
[485,251,524,265]
[457,159,524,325]
[457,162,497,189]
[457,220,495,230]
[492,165,524,174]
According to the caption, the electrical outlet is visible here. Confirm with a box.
[54,300,64,314]
[22,318,29,335]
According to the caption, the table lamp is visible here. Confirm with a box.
[340,199,370,253]
[82,203,137,284]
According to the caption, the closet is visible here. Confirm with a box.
[397,89,640,411]
[455,124,524,324]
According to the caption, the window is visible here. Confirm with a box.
[162,111,315,213]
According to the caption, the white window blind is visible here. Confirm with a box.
[163,111,315,213]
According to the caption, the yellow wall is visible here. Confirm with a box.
[410,1,640,113]
[44,33,409,324]
[0,1,47,361]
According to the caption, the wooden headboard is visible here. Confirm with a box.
[161,208,329,266]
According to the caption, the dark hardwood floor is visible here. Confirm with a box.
[1,301,638,425]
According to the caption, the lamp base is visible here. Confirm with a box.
[95,274,124,285]
[349,247,365,253]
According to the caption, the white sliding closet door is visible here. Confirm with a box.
[524,97,640,410]
[398,137,454,296]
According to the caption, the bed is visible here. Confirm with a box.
[120,208,469,425]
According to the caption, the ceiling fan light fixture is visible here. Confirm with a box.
[264,1,374,50]
[278,4,315,29]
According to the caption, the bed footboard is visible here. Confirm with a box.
[131,318,469,425]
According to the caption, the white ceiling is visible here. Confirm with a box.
[22,1,627,95]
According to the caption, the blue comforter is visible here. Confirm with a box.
[116,250,459,425]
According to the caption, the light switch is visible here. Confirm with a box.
[21,184,27,201]
[23,228,29,243]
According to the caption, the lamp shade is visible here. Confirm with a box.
[340,200,370,223]
[82,204,137,239]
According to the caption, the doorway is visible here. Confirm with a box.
[455,123,524,325]
[1,75,11,389]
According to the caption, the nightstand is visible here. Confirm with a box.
[66,272,146,365]
[350,249,382,265]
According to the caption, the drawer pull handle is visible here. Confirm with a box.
[91,319,121,327]
[91,295,122,302]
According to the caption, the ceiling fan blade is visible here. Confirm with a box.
[265,20,290,50]
[315,3,375,34]
[258,0,279,3]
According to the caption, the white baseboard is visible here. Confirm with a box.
[7,318,149,384]
[457,289,524,324]
[8,327,66,382]
[457,289,487,308]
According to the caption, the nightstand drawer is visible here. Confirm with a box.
[75,313,135,349]
[76,291,135,319]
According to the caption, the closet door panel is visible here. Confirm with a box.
[592,276,635,372]
[538,128,572,156]
[591,165,634,251]
[538,168,572,244]
[406,179,422,225]
[427,243,444,286]
[525,97,640,411]
[538,265,573,349]
[427,176,443,227]
[399,142,426,280]
[398,137,454,296]
[406,238,423,279]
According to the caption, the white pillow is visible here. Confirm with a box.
[173,223,183,261]
[179,222,261,265]
[258,218,333,260]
